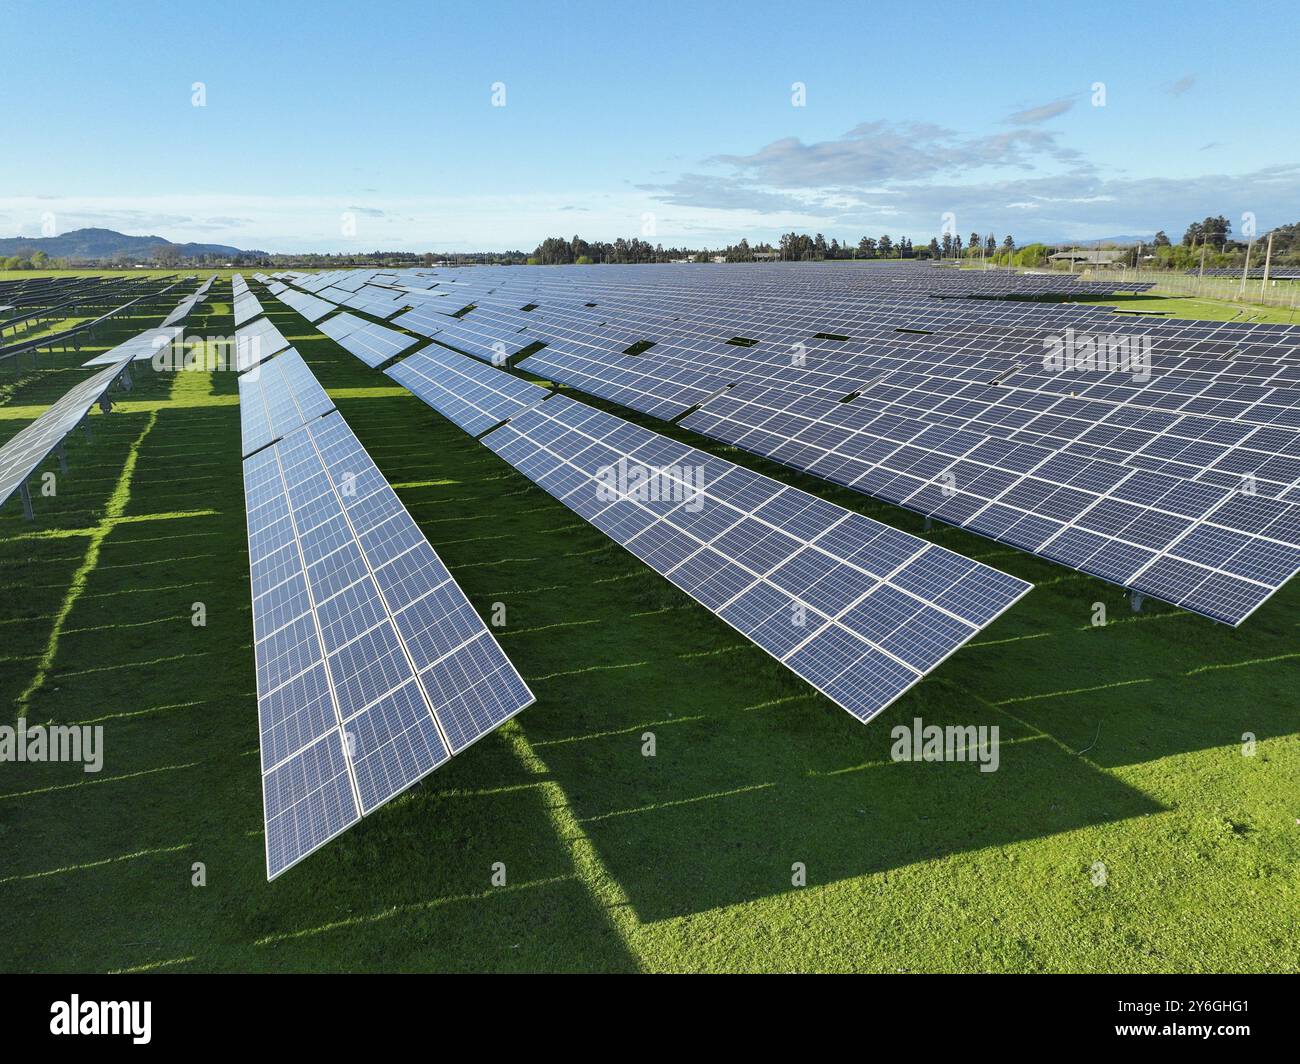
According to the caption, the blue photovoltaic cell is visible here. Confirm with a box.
[318,312,419,367]
[317,312,370,343]
[480,394,1030,724]
[277,287,338,323]
[235,317,292,372]
[679,383,1300,626]
[238,348,336,456]
[239,264,1300,627]
[242,400,535,879]
[385,345,549,435]
[391,303,455,336]
[234,292,264,327]
[0,355,137,512]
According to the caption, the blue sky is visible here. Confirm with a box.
[5,0,1297,252]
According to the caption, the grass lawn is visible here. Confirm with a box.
[0,283,1296,973]
[1073,291,1300,325]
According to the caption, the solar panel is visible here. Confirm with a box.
[160,286,204,328]
[480,393,1030,723]
[367,264,1299,626]
[0,357,134,514]
[316,312,370,343]
[240,263,1300,625]
[238,348,336,456]
[275,288,337,323]
[390,303,452,337]
[235,317,292,372]
[518,343,730,420]
[243,408,534,878]
[417,315,535,366]
[385,345,549,435]
[681,380,1300,625]
[234,292,265,327]
[82,327,182,366]
[318,313,419,367]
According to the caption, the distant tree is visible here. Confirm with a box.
[857,236,877,258]
[1152,230,1171,247]
[725,238,754,263]
[1183,215,1230,249]
[1002,234,1015,250]
[941,233,953,258]
[1014,242,1049,267]
[780,232,815,260]
[1262,221,1300,256]
[30,250,48,269]
[878,234,894,257]
[927,237,940,258]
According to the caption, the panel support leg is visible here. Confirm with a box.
[19,482,33,521]
[1129,590,1144,613]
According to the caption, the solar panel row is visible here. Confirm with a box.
[259,265,1300,625]
[277,288,338,323]
[237,338,536,878]
[81,327,182,367]
[234,291,265,328]
[317,312,419,367]
[238,348,336,456]
[0,356,135,514]
[385,344,549,435]
[244,410,536,878]
[477,392,1030,722]
[235,317,292,372]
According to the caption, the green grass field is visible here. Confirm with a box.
[1074,291,1300,325]
[0,285,1296,973]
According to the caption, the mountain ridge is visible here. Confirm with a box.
[0,227,263,260]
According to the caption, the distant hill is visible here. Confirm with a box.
[0,227,262,260]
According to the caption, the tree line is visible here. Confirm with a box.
[525,231,1021,264]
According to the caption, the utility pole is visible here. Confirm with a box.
[1260,231,1275,301]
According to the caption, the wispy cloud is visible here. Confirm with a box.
[708,120,1079,189]
[1007,98,1074,125]
[641,150,1300,244]
[1168,74,1197,96]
